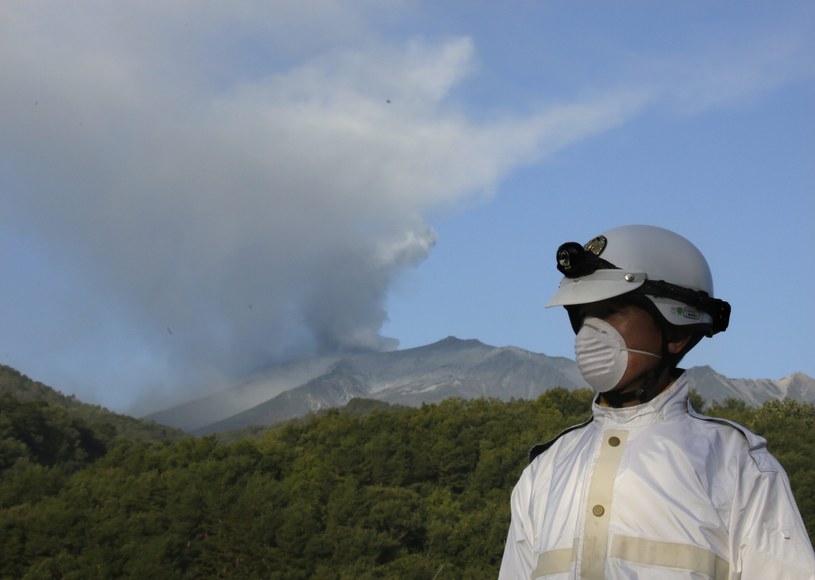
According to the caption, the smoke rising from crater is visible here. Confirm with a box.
[0,2,647,412]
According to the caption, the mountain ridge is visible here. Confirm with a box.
[141,336,815,435]
[0,364,184,441]
[6,337,812,437]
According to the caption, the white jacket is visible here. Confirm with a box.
[499,373,815,579]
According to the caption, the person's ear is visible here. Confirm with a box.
[666,329,693,354]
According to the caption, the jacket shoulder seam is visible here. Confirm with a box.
[529,416,593,463]
[687,407,776,473]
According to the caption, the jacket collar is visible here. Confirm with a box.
[592,371,690,427]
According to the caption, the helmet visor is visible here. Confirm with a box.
[546,270,647,308]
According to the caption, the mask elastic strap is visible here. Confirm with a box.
[625,348,660,359]
[601,340,666,407]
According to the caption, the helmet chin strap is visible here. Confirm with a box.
[600,386,644,407]
[599,365,673,407]
[600,332,676,408]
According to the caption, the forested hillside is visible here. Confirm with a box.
[1,378,813,578]
[0,365,184,442]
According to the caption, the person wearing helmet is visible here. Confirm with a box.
[499,225,815,579]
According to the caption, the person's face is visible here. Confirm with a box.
[576,298,689,396]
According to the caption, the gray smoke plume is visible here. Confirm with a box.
[0,2,646,413]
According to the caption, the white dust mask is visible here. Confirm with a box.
[574,317,661,393]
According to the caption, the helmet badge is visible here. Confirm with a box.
[584,235,607,256]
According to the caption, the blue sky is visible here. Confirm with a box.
[1,1,813,415]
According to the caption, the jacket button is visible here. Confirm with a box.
[608,436,621,447]
[592,505,605,517]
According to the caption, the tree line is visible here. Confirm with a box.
[1,381,813,578]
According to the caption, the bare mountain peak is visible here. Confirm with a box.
[780,371,814,383]
[145,341,814,434]
[425,336,487,349]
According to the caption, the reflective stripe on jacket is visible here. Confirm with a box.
[498,373,815,579]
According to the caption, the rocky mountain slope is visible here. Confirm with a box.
[141,337,815,434]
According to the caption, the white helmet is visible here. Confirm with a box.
[546,225,730,337]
